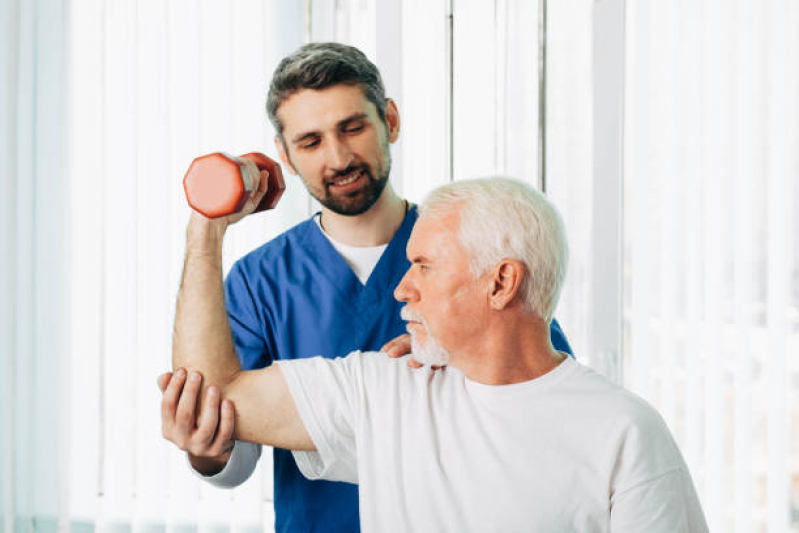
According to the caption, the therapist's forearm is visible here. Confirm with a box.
[172,213,241,390]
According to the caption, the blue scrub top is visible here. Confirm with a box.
[224,206,572,533]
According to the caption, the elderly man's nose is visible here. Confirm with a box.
[394,279,406,302]
[395,273,415,302]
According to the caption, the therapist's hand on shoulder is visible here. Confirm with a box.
[158,369,236,476]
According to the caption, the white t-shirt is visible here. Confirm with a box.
[278,352,708,533]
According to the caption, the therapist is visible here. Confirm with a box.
[161,42,572,533]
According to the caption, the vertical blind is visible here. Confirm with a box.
[66,0,304,530]
[623,0,798,531]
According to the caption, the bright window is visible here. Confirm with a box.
[2,0,796,531]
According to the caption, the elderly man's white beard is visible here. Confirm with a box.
[400,306,451,367]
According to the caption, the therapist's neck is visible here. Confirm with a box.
[319,184,406,247]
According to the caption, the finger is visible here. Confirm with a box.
[161,368,187,426]
[258,169,270,198]
[242,158,260,193]
[247,169,270,210]
[379,337,395,353]
[407,359,423,369]
[194,385,221,447]
[382,339,400,357]
[175,370,202,432]
[382,334,412,357]
[244,160,266,208]
[157,372,172,393]
[211,399,236,455]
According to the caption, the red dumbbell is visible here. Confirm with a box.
[183,152,286,219]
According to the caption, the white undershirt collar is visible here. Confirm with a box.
[313,213,387,285]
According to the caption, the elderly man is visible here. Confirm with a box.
[163,177,707,531]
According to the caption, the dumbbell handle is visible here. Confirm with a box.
[183,152,286,219]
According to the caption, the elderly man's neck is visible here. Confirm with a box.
[454,313,566,386]
[320,184,405,247]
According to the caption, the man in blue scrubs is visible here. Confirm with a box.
[160,42,571,533]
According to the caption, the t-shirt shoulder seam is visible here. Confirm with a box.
[277,359,337,473]
[613,466,686,499]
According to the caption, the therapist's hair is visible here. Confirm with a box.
[267,42,388,141]
[419,177,568,322]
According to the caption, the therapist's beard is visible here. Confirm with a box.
[400,307,451,367]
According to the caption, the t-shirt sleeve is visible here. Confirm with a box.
[225,261,271,369]
[277,353,366,484]
[189,440,262,488]
[609,468,708,532]
[608,398,708,532]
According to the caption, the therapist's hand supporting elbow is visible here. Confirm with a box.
[158,370,235,475]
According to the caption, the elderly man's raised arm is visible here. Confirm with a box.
[169,165,314,453]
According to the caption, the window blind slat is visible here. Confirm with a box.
[134,0,172,527]
[400,0,451,199]
[545,0,593,366]
[102,0,139,525]
[13,0,37,525]
[657,0,679,432]
[67,0,105,524]
[765,2,792,529]
[503,0,540,186]
[732,2,756,530]
[452,0,498,181]
[165,0,203,525]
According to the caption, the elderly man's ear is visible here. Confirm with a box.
[488,260,525,310]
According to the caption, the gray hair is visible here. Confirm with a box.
[419,177,568,322]
[267,42,388,140]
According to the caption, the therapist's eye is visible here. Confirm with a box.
[343,123,364,134]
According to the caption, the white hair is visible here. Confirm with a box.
[418,177,568,322]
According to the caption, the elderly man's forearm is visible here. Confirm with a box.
[172,217,241,386]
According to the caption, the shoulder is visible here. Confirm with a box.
[564,363,679,454]
[281,351,429,388]
[278,350,393,372]
[278,351,414,404]
[331,350,413,380]
[566,363,657,415]
[564,364,688,487]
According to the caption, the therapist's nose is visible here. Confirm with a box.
[326,138,354,172]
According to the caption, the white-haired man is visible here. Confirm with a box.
[163,177,708,532]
